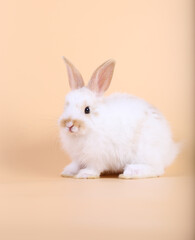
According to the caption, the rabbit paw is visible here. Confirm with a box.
[75,168,100,179]
[119,164,164,179]
[61,162,80,177]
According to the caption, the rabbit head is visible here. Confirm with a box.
[59,57,115,135]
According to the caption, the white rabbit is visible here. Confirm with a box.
[59,57,179,179]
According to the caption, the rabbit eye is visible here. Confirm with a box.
[84,106,90,114]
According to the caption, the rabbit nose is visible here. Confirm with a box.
[66,121,73,128]
[59,118,72,128]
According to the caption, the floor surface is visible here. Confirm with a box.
[0,175,194,240]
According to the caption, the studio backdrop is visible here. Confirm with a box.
[0,0,194,181]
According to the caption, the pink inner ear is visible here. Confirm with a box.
[98,64,114,92]
[63,57,84,90]
[87,60,115,94]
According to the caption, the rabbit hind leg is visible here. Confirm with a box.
[119,164,164,179]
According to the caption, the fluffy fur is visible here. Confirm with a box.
[59,58,179,179]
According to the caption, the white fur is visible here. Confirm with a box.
[59,88,179,179]
[66,121,73,128]
[59,58,179,179]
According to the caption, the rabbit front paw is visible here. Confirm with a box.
[75,168,100,179]
[61,162,80,177]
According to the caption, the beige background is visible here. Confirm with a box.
[0,0,194,239]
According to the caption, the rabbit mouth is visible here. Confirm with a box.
[69,125,73,132]
[59,118,85,134]
[67,125,78,133]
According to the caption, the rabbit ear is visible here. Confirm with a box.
[63,57,84,90]
[87,59,115,94]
